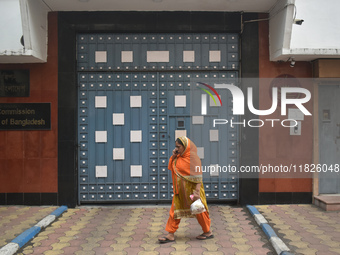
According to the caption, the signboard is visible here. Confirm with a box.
[0,70,30,97]
[0,103,51,130]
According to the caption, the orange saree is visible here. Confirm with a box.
[168,136,209,219]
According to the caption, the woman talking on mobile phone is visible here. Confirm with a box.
[158,136,213,243]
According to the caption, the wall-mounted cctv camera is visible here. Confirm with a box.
[290,59,296,67]
[294,19,304,25]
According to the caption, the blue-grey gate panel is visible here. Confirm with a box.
[77,33,239,72]
[77,33,240,203]
[78,72,239,202]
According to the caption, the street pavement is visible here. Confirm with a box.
[256,204,340,255]
[0,204,339,254]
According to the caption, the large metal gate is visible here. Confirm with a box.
[77,33,239,203]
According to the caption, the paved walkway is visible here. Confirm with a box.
[1,204,340,254]
[256,205,340,255]
[0,206,57,249]
[1,205,274,255]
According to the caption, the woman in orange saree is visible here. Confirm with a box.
[158,136,213,243]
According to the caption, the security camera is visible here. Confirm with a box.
[294,19,304,25]
[290,59,296,67]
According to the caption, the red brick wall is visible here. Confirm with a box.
[0,13,58,193]
[258,17,313,192]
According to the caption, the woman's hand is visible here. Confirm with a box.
[192,189,200,201]
[172,149,178,159]
[192,183,201,201]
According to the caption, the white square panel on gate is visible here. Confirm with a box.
[130,95,142,108]
[175,130,187,140]
[121,51,133,63]
[96,166,107,178]
[147,51,170,62]
[192,116,204,125]
[95,51,107,63]
[175,95,186,107]
[130,130,142,142]
[209,95,222,107]
[95,96,107,108]
[210,129,219,141]
[130,165,142,177]
[210,164,219,177]
[113,148,125,160]
[183,51,195,62]
[95,131,107,143]
[112,113,124,125]
[197,147,204,159]
[288,108,304,121]
[209,50,221,62]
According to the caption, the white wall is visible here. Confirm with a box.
[270,0,340,61]
[0,0,24,54]
[269,0,295,61]
[291,0,340,49]
[0,0,48,63]
[21,0,48,61]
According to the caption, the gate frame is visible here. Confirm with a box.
[57,11,261,207]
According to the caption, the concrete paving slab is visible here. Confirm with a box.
[4,205,275,255]
[256,204,340,255]
[0,206,57,248]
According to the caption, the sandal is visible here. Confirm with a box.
[158,237,175,243]
[196,233,214,240]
